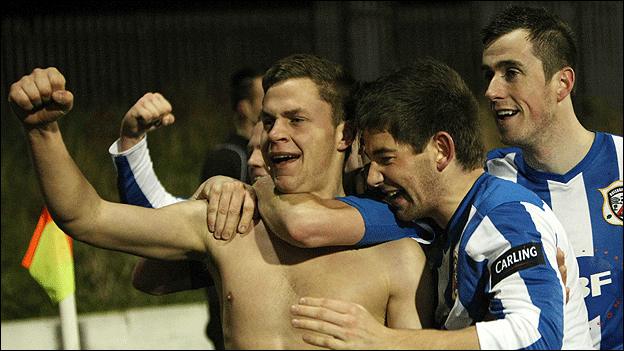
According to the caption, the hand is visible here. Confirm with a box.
[291,297,394,349]
[8,67,74,128]
[119,92,175,151]
[192,176,257,240]
[556,247,570,303]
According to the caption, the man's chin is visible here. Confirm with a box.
[394,208,413,222]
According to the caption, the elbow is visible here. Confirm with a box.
[286,221,325,248]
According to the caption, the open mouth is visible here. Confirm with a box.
[384,189,406,206]
[495,109,519,120]
[270,152,301,166]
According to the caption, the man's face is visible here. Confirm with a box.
[247,121,269,183]
[261,77,342,195]
[363,130,437,222]
[481,29,558,147]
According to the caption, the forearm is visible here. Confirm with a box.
[255,179,316,247]
[27,123,102,233]
[255,178,363,247]
[109,137,184,207]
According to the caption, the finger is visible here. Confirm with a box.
[298,297,355,314]
[291,304,348,326]
[33,68,53,104]
[207,183,222,237]
[222,183,246,239]
[291,318,345,339]
[556,248,567,283]
[301,332,346,349]
[192,181,211,200]
[8,84,35,111]
[47,67,66,91]
[51,90,74,113]
[140,94,163,123]
[556,247,565,266]
[566,287,570,304]
[215,182,235,239]
[153,92,172,114]
[238,191,256,233]
[161,113,176,127]
[146,93,168,117]
[18,76,43,108]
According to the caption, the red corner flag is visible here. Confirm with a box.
[21,207,75,303]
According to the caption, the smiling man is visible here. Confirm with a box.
[8,54,433,349]
[289,58,592,350]
[481,6,623,349]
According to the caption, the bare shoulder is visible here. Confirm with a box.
[370,238,427,269]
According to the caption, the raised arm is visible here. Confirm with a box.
[109,92,183,207]
[8,67,211,261]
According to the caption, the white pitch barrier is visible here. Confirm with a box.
[1,302,214,350]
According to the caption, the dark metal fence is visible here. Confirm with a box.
[1,1,622,124]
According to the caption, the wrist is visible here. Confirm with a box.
[119,134,145,152]
[25,121,60,135]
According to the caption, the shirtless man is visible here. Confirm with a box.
[7,54,432,349]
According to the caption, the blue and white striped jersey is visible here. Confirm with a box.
[486,132,623,350]
[433,173,592,349]
[109,137,184,208]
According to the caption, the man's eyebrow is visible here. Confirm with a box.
[481,59,525,71]
[282,108,304,118]
[370,147,396,157]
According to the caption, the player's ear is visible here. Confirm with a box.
[432,131,455,172]
[337,120,354,151]
[555,67,575,102]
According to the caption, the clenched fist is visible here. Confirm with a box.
[8,67,73,127]
[119,92,175,151]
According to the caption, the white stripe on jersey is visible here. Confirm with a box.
[524,193,593,350]
[485,152,518,182]
[548,173,594,257]
[109,137,184,207]
[471,204,545,349]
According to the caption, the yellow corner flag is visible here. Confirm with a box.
[21,207,75,303]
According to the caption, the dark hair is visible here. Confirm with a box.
[356,58,485,171]
[481,6,577,81]
[230,67,263,111]
[263,54,355,125]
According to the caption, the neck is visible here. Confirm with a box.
[434,167,484,229]
[523,101,594,174]
[301,153,346,200]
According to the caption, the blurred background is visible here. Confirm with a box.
[2,0,622,323]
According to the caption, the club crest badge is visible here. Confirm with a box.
[599,180,623,226]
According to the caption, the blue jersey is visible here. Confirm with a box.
[486,132,623,350]
[338,196,435,245]
[341,173,592,348]
[440,173,590,349]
